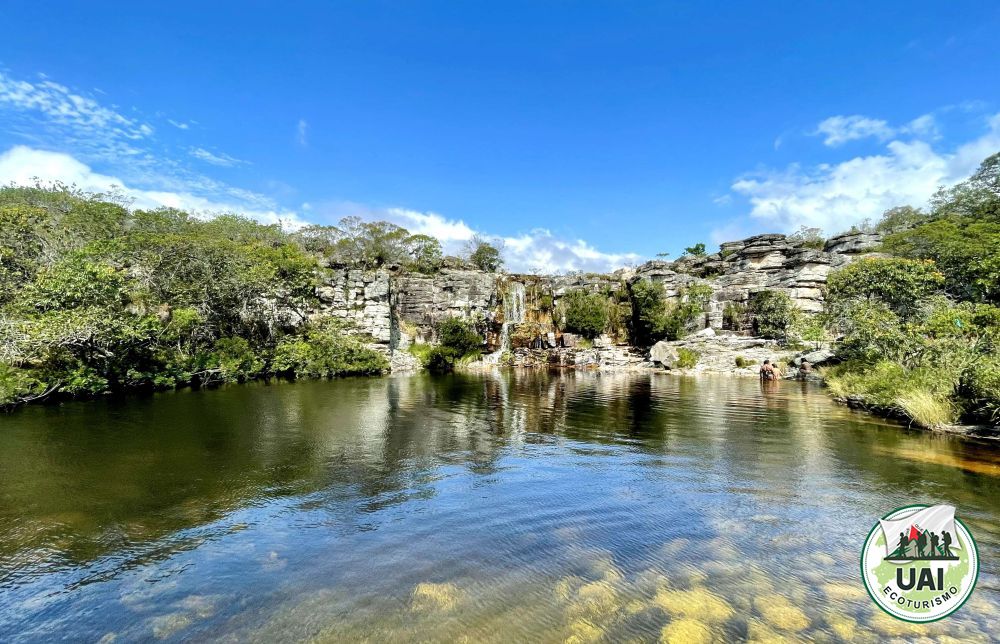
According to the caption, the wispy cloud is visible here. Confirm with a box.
[167,118,190,130]
[814,113,940,147]
[814,115,896,146]
[189,146,248,167]
[0,72,153,141]
[296,118,308,146]
[0,69,291,225]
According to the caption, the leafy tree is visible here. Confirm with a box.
[404,234,443,273]
[466,235,504,272]
[0,186,388,409]
[788,225,825,249]
[272,318,388,378]
[825,257,944,321]
[881,154,1000,304]
[629,279,668,345]
[560,290,608,338]
[325,216,444,271]
[683,242,707,257]
[747,290,799,340]
[875,206,927,234]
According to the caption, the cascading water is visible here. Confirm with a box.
[484,281,526,363]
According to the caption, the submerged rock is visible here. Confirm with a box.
[660,618,714,644]
[411,582,461,612]
[753,593,809,632]
[653,588,733,623]
[149,613,193,640]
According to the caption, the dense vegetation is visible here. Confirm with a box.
[0,186,402,408]
[465,235,504,272]
[822,153,1000,427]
[409,317,484,372]
[629,281,713,344]
[559,290,609,338]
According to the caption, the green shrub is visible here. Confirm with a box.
[723,301,747,331]
[676,348,700,369]
[966,358,1000,424]
[466,236,504,272]
[561,290,609,338]
[791,314,828,345]
[629,279,668,345]
[630,281,712,344]
[407,343,435,365]
[734,356,751,368]
[437,317,483,356]
[788,225,825,249]
[826,257,945,321]
[211,337,266,382]
[747,290,799,340]
[0,363,41,407]
[273,318,388,378]
[416,317,484,372]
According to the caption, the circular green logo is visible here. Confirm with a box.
[861,504,979,622]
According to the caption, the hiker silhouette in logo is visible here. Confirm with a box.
[897,531,909,557]
[930,531,940,557]
[916,529,928,557]
[942,530,954,557]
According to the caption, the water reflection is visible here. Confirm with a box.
[0,371,998,641]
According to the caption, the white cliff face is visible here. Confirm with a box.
[635,231,882,319]
[310,231,882,370]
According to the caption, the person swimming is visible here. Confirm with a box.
[760,359,780,381]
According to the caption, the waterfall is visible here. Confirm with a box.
[504,282,526,327]
[484,281,526,363]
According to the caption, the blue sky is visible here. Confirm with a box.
[1,2,999,272]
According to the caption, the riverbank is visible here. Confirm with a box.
[458,331,802,377]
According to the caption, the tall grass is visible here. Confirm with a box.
[894,389,956,428]
[823,360,960,428]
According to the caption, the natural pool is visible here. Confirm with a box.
[0,371,998,642]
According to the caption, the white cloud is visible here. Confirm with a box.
[501,229,643,274]
[167,119,190,130]
[729,112,1000,234]
[815,115,895,146]
[189,146,248,167]
[314,202,640,274]
[297,118,308,146]
[386,208,476,245]
[0,146,306,228]
[814,113,941,147]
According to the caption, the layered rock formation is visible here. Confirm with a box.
[310,231,882,370]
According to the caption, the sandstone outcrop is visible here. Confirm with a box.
[309,231,881,372]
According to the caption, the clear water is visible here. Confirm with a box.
[1,372,998,642]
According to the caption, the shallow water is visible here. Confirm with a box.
[1,371,998,642]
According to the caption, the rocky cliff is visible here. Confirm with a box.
[310,231,882,370]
